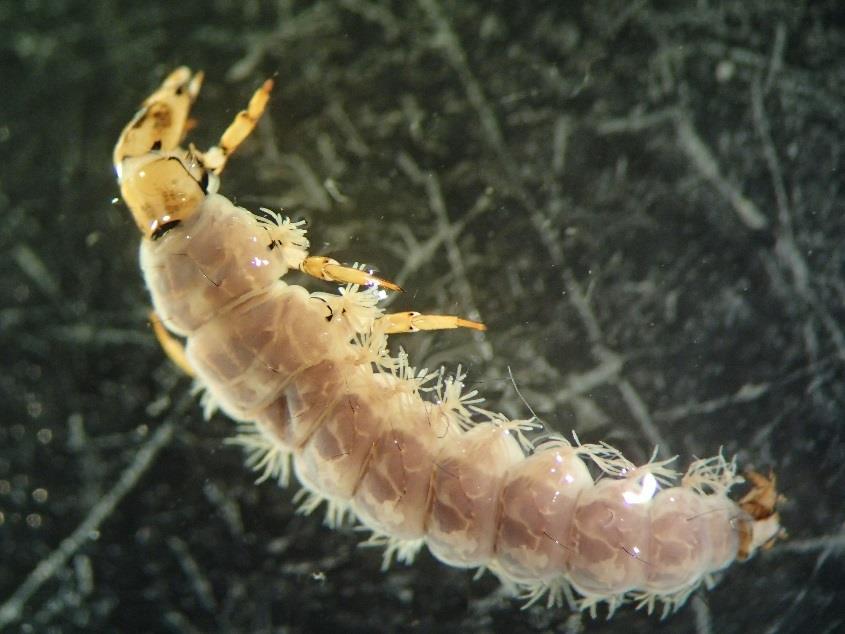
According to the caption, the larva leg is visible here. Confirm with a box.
[113,67,204,168]
[195,78,274,175]
[378,311,486,333]
[300,256,403,292]
[149,311,195,377]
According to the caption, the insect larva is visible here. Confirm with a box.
[114,67,783,619]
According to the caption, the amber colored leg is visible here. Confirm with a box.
[378,311,486,334]
[300,256,403,292]
[149,311,195,377]
[197,78,274,175]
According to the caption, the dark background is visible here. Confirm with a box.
[1,1,844,632]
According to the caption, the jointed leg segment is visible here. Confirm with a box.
[300,256,403,292]
[150,311,195,377]
[193,78,275,175]
[378,311,487,334]
[298,259,485,333]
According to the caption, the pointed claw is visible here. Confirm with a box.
[300,256,403,292]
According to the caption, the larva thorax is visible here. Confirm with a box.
[115,67,783,620]
[140,196,294,335]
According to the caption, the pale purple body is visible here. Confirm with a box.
[141,193,745,608]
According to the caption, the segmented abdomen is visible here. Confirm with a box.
[141,193,747,612]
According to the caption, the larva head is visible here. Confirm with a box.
[113,67,207,239]
[118,153,210,239]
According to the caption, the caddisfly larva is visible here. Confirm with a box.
[113,67,784,619]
